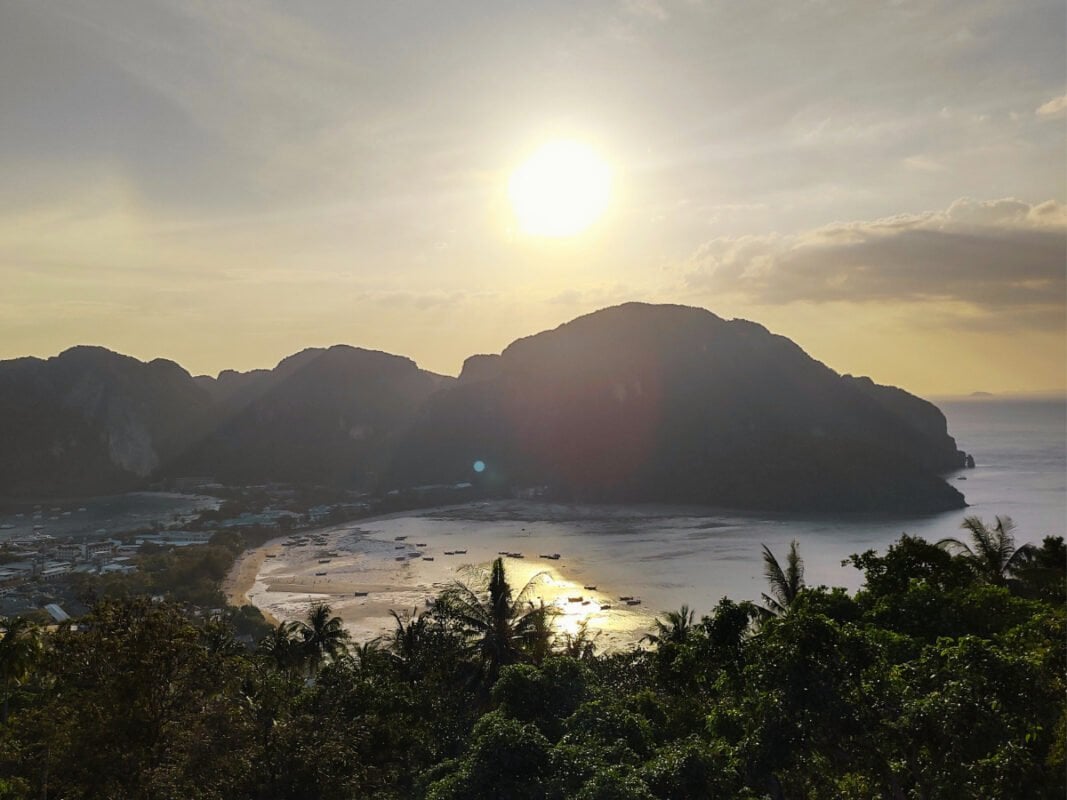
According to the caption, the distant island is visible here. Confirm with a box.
[0,303,969,513]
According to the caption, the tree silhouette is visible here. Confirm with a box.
[642,605,695,647]
[436,557,555,686]
[559,619,601,661]
[387,606,443,680]
[257,621,306,675]
[292,602,349,677]
[761,540,804,617]
[937,515,1033,585]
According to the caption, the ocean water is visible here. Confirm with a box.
[251,398,1065,645]
[0,492,219,542]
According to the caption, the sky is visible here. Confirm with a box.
[1,0,1064,396]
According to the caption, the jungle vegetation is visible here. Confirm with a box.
[0,517,1062,799]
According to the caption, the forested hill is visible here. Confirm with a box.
[0,304,969,512]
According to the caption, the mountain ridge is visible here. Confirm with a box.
[0,304,969,511]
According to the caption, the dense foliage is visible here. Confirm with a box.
[0,521,1062,799]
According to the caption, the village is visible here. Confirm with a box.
[0,479,483,623]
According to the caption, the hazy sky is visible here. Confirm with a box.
[2,0,1064,395]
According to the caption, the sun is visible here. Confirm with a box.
[508,140,613,237]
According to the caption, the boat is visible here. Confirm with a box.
[315,571,327,576]
[540,553,561,560]
[599,604,612,610]
[497,551,508,555]
[395,545,406,549]
[619,595,633,601]
[318,559,331,563]
[508,552,524,559]
[354,591,369,597]
[444,551,455,555]
[581,600,591,606]
[583,585,597,590]
[395,556,406,562]
[422,557,435,561]
[567,596,584,603]
[265,554,277,559]
[394,536,408,541]
[416,543,428,547]
[625,599,642,606]
[454,549,467,554]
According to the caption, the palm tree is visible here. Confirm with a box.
[386,607,439,678]
[0,616,42,724]
[761,540,804,617]
[292,602,349,676]
[351,639,385,671]
[642,605,695,647]
[525,600,555,666]
[257,621,305,675]
[559,619,600,661]
[937,515,1033,585]
[436,557,555,686]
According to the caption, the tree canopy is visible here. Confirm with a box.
[0,530,1062,799]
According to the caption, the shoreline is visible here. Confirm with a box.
[223,534,290,626]
[228,507,658,649]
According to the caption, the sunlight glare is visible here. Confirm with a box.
[508,140,613,237]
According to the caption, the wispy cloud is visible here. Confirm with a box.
[1036,93,1067,118]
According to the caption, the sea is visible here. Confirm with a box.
[276,397,1065,644]
[0,492,219,542]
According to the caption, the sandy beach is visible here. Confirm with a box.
[222,536,289,625]
[231,506,658,649]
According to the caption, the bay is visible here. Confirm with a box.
[251,397,1065,646]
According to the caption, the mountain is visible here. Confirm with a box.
[0,305,970,511]
[172,346,452,486]
[0,347,214,496]
[385,303,968,512]
[0,345,450,496]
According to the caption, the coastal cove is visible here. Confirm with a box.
[231,398,1066,647]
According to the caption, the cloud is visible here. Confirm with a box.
[685,198,1066,325]
[1036,93,1067,118]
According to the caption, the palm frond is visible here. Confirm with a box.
[946,515,1032,583]
[935,536,974,557]
[762,544,789,606]
[762,541,804,612]
[512,570,551,607]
